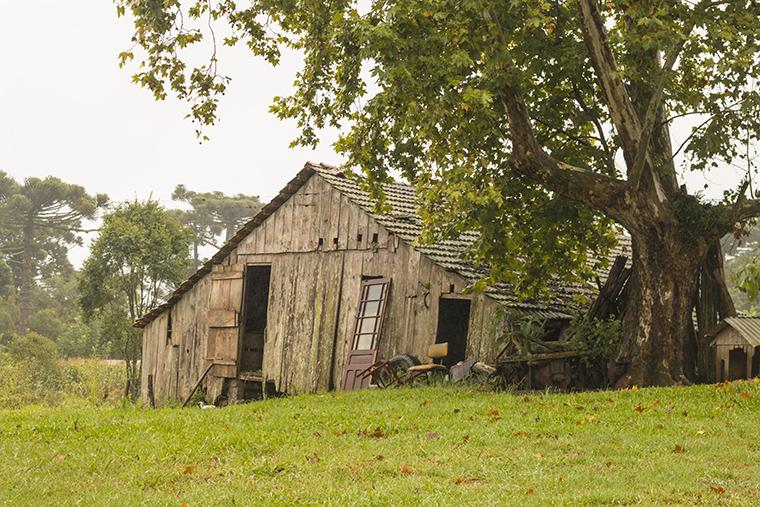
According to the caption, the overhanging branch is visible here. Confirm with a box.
[502,85,628,220]
[577,0,642,169]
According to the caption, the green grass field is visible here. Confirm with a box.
[1,382,759,506]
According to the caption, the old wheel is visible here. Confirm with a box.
[377,354,420,387]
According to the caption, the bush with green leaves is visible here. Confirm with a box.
[571,317,621,385]
[0,332,126,409]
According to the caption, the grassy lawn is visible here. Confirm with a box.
[1,382,759,506]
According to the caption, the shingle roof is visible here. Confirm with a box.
[313,163,630,319]
[710,317,760,347]
[134,162,629,328]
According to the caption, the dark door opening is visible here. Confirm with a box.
[728,347,747,380]
[240,265,271,374]
[435,299,471,367]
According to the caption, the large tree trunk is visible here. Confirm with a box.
[615,222,708,387]
[18,223,34,334]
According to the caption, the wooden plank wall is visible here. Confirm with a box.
[141,173,505,405]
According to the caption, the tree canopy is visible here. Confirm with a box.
[0,172,107,332]
[171,184,263,271]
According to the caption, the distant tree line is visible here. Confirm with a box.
[0,172,262,400]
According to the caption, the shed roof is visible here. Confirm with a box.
[710,317,760,347]
[134,162,629,328]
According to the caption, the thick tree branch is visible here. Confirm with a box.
[576,0,642,169]
[735,198,760,222]
[502,86,628,221]
[629,0,707,187]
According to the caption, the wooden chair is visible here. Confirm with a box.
[404,343,449,383]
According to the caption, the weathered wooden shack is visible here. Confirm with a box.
[710,317,760,381]
[136,163,621,406]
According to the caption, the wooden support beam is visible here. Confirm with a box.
[182,362,215,408]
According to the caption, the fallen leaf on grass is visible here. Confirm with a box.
[525,488,535,495]
[426,432,439,440]
[462,434,470,442]
[696,430,706,436]
[400,465,412,475]
[420,399,430,406]
[453,408,461,414]
[183,465,196,474]
[711,486,726,494]
[305,455,320,463]
[374,455,385,461]
[741,392,751,400]
[487,407,501,417]
[357,427,387,439]
[672,444,685,454]
[333,430,347,437]
[631,385,639,392]
[635,404,645,413]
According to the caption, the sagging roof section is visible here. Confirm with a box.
[135,162,629,328]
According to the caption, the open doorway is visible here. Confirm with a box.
[240,265,271,374]
[728,347,748,380]
[435,299,471,367]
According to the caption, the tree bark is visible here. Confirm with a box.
[615,221,708,387]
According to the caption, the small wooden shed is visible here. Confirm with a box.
[135,163,626,406]
[710,317,760,381]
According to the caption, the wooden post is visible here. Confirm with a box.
[746,346,754,380]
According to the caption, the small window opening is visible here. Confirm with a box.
[166,314,173,344]
[333,237,339,245]
[357,233,363,242]
[318,237,324,247]
[371,233,379,243]
[449,284,455,293]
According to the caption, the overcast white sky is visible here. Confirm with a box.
[0,1,749,266]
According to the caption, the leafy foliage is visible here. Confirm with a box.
[79,200,192,399]
[80,200,191,321]
[571,317,622,371]
[115,0,760,301]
